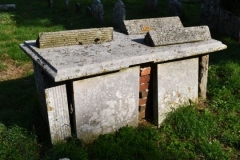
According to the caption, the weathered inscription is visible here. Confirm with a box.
[121,17,183,35]
[36,27,113,48]
[144,26,211,46]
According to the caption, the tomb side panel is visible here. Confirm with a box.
[45,85,71,143]
[73,66,139,142]
[156,58,199,126]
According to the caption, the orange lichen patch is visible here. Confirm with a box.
[0,54,33,81]
[141,26,153,32]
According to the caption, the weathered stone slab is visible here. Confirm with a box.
[73,66,139,142]
[45,84,71,143]
[200,0,220,30]
[121,17,183,35]
[36,27,113,48]
[218,8,240,40]
[91,0,104,23]
[113,0,125,29]
[154,58,199,126]
[144,26,211,47]
[20,31,227,82]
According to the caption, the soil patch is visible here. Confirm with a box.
[0,55,33,81]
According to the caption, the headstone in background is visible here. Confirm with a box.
[86,6,92,17]
[113,0,126,29]
[75,3,82,14]
[91,0,104,23]
[200,0,220,30]
[168,0,184,20]
[218,8,240,40]
[47,0,69,9]
[0,4,16,11]
[144,0,158,11]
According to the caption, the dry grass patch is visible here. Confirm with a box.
[0,54,33,81]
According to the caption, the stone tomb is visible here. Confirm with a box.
[19,17,226,143]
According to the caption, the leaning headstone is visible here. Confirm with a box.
[144,0,158,11]
[168,0,183,20]
[144,26,211,47]
[91,0,104,23]
[75,3,82,14]
[86,6,92,17]
[113,0,126,29]
[200,0,220,30]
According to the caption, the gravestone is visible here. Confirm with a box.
[0,4,16,11]
[218,8,240,40]
[144,0,158,11]
[86,6,92,17]
[91,0,104,23]
[200,0,220,30]
[168,0,183,20]
[113,0,126,29]
[75,3,82,14]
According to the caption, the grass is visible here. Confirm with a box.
[0,0,240,159]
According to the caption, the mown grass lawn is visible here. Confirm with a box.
[0,0,240,159]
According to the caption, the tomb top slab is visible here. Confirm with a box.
[20,31,226,82]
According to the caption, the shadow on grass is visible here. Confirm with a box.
[0,74,51,147]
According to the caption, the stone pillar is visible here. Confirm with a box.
[199,55,209,100]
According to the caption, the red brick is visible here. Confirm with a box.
[140,67,151,76]
[139,97,147,106]
[139,104,146,112]
[139,83,149,91]
[139,89,149,98]
[140,75,150,84]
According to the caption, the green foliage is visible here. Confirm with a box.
[90,126,162,160]
[44,138,88,160]
[0,123,39,160]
